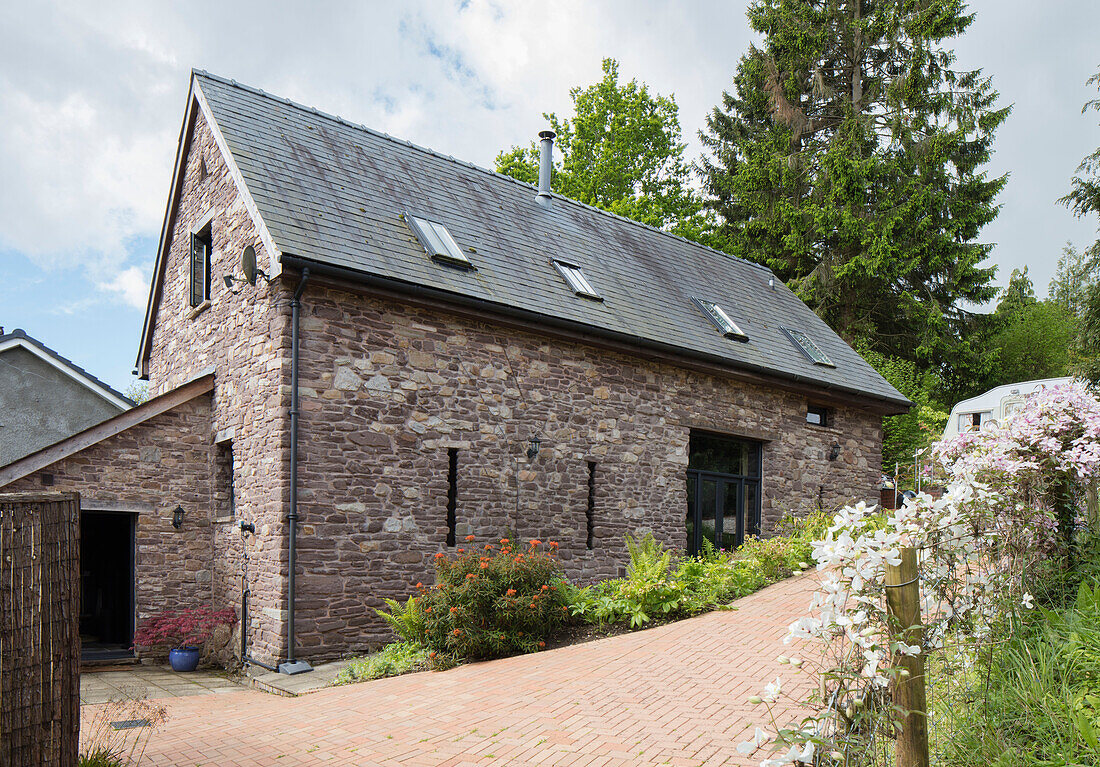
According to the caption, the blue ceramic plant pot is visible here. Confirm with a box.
[168,646,201,672]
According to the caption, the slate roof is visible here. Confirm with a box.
[193,71,909,410]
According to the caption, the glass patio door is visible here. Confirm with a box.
[685,431,762,556]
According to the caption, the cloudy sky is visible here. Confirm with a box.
[1,0,1097,393]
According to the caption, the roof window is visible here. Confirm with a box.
[782,326,835,367]
[692,297,747,341]
[404,213,472,268]
[553,260,602,300]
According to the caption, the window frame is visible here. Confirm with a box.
[781,326,835,367]
[189,227,212,308]
[691,296,748,341]
[404,212,474,269]
[553,260,603,301]
[806,404,830,428]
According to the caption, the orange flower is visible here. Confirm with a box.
[506,588,516,596]
[449,607,458,614]
[480,562,490,569]
[484,544,493,550]
[457,548,465,553]
[548,541,559,549]
[541,585,549,591]
[466,573,477,580]
[416,582,424,588]
[453,629,462,636]
[465,534,476,542]
[529,539,541,547]
[538,641,546,648]
[529,603,537,609]
[433,552,445,559]
[500,538,510,544]
[429,651,437,658]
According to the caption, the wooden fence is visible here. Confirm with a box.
[0,492,80,767]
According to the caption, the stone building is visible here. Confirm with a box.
[0,71,908,670]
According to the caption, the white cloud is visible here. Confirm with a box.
[0,0,1097,303]
[97,265,149,309]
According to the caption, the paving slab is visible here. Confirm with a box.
[80,665,244,704]
[80,573,823,766]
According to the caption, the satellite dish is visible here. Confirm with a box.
[241,246,257,285]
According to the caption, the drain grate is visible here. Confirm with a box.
[109,719,150,730]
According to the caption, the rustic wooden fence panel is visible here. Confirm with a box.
[0,492,80,767]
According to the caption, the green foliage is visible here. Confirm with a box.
[1050,243,1099,319]
[416,537,570,663]
[571,514,825,629]
[987,300,1077,387]
[856,341,949,469]
[699,0,1006,378]
[334,641,428,685]
[375,596,425,645]
[495,58,704,238]
[938,578,1100,765]
[972,267,1078,389]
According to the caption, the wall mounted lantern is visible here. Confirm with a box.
[828,442,841,462]
[172,505,186,529]
[526,435,542,461]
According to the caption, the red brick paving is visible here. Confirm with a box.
[82,573,821,766]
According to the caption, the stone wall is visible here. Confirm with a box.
[145,107,291,664]
[291,282,882,659]
[1,396,216,625]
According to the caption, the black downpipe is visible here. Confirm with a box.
[282,268,311,674]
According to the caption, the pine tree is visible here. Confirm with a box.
[699,0,1008,380]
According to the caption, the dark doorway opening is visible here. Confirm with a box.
[686,432,762,555]
[80,511,135,661]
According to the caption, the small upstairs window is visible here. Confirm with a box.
[190,226,211,307]
[806,405,830,427]
[404,213,472,268]
[553,260,602,300]
[782,326,835,367]
[692,297,748,341]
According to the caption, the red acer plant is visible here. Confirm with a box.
[134,607,237,651]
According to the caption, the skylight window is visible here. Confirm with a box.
[692,297,748,341]
[782,327,835,367]
[553,260,602,300]
[404,213,472,268]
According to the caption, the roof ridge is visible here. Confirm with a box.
[191,69,774,276]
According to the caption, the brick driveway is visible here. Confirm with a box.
[85,572,820,766]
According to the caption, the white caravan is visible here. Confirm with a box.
[941,377,1073,440]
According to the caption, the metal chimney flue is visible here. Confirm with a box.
[536,130,555,209]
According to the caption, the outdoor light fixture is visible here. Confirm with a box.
[526,435,541,461]
[172,505,185,529]
[828,442,841,462]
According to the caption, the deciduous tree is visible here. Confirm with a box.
[496,59,703,238]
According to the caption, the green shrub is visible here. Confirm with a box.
[335,641,428,684]
[375,595,426,644]
[937,579,1100,765]
[416,536,570,663]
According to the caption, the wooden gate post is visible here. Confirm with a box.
[884,546,929,767]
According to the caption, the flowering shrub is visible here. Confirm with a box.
[737,381,1100,765]
[413,536,570,663]
[133,606,237,651]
